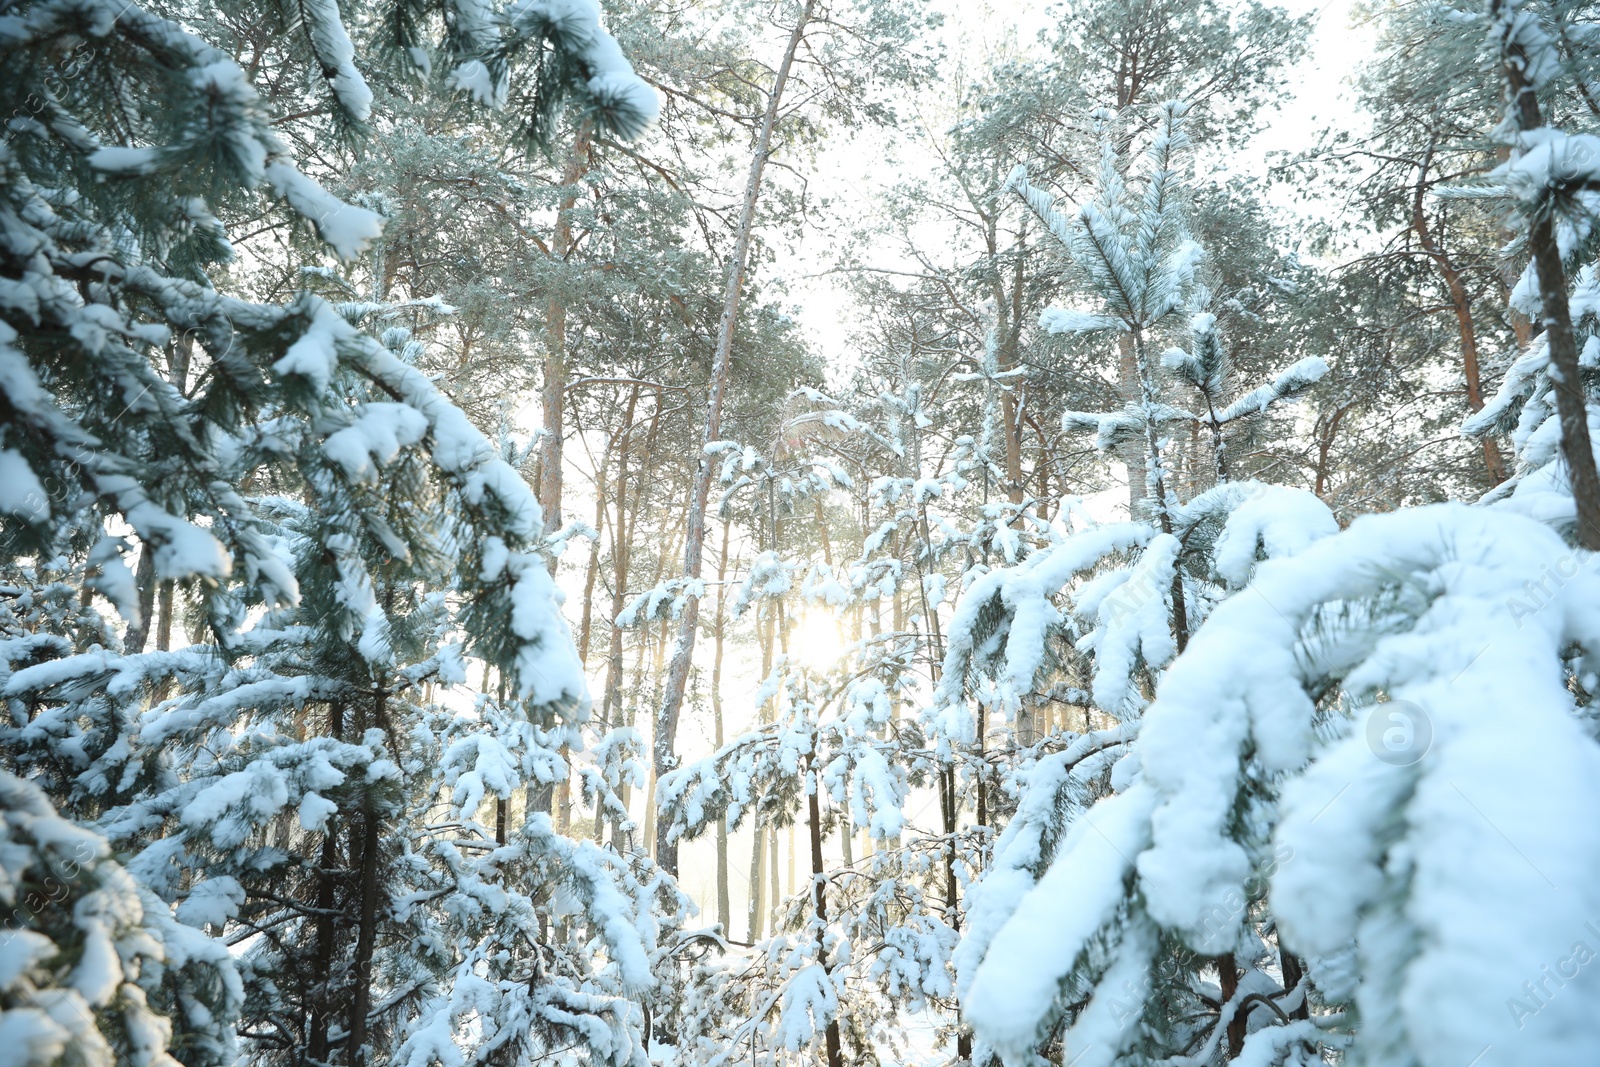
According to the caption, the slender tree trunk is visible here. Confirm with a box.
[910,459,972,1062]
[348,653,393,1067]
[747,821,766,942]
[1118,334,1144,518]
[155,580,175,651]
[307,819,341,1066]
[1218,955,1244,1057]
[1526,213,1600,544]
[577,467,606,665]
[712,522,732,933]
[348,798,380,1066]
[537,121,594,536]
[1410,148,1507,484]
[787,823,798,890]
[642,771,658,860]
[601,390,644,730]
[137,333,189,661]
[768,816,780,916]
[613,625,654,852]
[1501,7,1600,548]
[123,547,156,654]
[1314,404,1349,500]
[654,0,818,875]
[975,703,988,841]
[308,703,344,1067]
[1131,327,1190,651]
[807,754,845,1067]
[999,224,1027,507]
[1281,948,1310,1020]
[560,470,607,835]
[1496,142,1536,346]
[601,396,646,847]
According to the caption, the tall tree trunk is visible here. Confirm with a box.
[1496,144,1536,346]
[348,653,392,1067]
[1280,948,1311,1020]
[654,0,818,874]
[1410,146,1507,484]
[807,754,845,1067]
[747,821,766,942]
[537,121,594,537]
[134,333,190,662]
[348,797,380,1066]
[560,468,607,835]
[712,522,732,934]
[1499,15,1600,549]
[577,466,606,666]
[155,580,175,651]
[123,547,157,654]
[307,820,341,1066]
[909,450,973,1063]
[601,394,646,846]
[307,703,344,1067]
[1314,404,1349,500]
[999,223,1027,507]
[1130,327,1190,651]
[1218,955,1244,1057]
[1117,334,1144,518]
[769,816,780,916]
[601,389,644,732]
[975,703,988,842]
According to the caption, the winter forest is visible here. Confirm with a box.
[14,0,1600,1063]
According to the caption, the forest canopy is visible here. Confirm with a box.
[4,1,1600,1067]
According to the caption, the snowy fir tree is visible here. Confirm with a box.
[0,0,671,1062]
[8,0,1600,1065]
[0,769,240,1067]
[943,99,1336,1067]
[955,7,1600,1067]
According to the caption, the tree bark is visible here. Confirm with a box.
[807,755,845,1067]
[999,224,1028,507]
[712,522,732,934]
[1314,404,1349,500]
[1500,20,1600,548]
[307,702,344,1067]
[768,813,780,916]
[123,547,156,654]
[537,122,594,537]
[747,821,766,942]
[576,466,606,666]
[348,663,392,1067]
[130,333,190,661]
[1130,328,1190,651]
[348,797,380,1066]
[654,0,818,874]
[1280,949,1310,1020]
[1410,146,1507,484]
[1218,954,1245,1057]
[601,389,644,731]
[1117,333,1144,518]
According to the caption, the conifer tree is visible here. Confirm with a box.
[948,100,1337,1067]
[0,0,663,1064]
[956,15,1600,1063]
[0,770,241,1067]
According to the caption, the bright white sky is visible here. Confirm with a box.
[771,0,1376,371]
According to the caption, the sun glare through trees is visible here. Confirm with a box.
[5,1,1600,1067]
